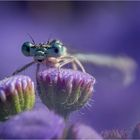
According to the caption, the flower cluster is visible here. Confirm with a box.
[0,68,98,139]
[0,107,104,139]
[0,68,138,139]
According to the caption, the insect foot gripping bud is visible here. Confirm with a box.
[0,75,35,121]
[37,68,95,118]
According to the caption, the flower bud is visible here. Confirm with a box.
[0,75,35,121]
[131,123,140,139]
[101,129,128,139]
[37,68,95,117]
[66,123,103,139]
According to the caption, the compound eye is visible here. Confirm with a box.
[21,42,34,56]
[54,47,59,54]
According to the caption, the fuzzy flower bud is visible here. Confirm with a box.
[101,129,128,139]
[37,68,95,117]
[0,75,35,121]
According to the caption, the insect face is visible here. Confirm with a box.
[33,47,48,62]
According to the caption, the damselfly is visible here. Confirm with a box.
[12,39,86,77]
[12,39,137,86]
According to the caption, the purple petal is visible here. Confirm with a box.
[0,109,65,139]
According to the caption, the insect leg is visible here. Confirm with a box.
[71,61,78,71]
[72,56,86,73]
[59,55,78,70]
[58,58,74,69]
[58,55,86,72]
[12,61,35,75]
[59,56,86,72]
[36,63,40,75]
[36,63,40,94]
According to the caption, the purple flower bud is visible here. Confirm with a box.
[66,123,103,139]
[132,123,140,139]
[37,68,95,117]
[0,109,65,139]
[0,75,35,121]
[101,129,128,139]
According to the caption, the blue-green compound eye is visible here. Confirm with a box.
[47,40,66,57]
[22,42,34,56]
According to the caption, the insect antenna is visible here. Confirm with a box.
[46,33,53,44]
[27,33,36,45]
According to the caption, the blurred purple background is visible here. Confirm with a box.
[0,1,140,133]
